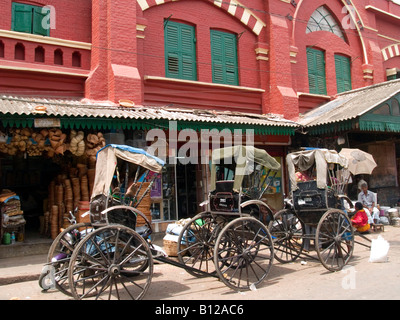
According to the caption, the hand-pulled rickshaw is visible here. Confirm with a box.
[269,148,355,272]
[40,144,281,299]
[40,144,165,299]
[40,144,372,298]
[177,145,281,291]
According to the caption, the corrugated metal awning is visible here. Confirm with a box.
[0,95,299,135]
[299,79,400,134]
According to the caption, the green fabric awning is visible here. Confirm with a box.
[1,115,297,136]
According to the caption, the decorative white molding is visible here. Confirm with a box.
[0,29,91,50]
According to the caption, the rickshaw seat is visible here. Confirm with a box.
[216,180,234,192]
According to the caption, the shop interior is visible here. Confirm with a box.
[0,127,204,245]
[1,127,286,246]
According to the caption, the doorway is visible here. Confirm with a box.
[176,163,198,219]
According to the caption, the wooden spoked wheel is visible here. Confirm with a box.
[177,212,226,277]
[213,217,274,291]
[315,209,354,272]
[68,224,153,300]
[40,222,93,295]
[268,209,305,263]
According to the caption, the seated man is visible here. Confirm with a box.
[351,202,370,233]
[358,182,379,225]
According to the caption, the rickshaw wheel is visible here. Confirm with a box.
[213,217,274,291]
[68,224,153,300]
[42,222,93,295]
[177,212,224,277]
[315,209,354,272]
[268,209,305,263]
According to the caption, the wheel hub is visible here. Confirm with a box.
[108,264,120,277]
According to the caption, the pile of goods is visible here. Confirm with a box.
[0,190,25,241]
[69,130,85,156]
[162,219,191,256]
[0,129,106,159]
[388,208,400,227]
[47,128,68,157]
[85,132,106,163]
[43,161,96,239]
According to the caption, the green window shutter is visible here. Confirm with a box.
[210,31,224,83]
[335,54,352,93]
[307,48,327,95]
[12,3,33,33]
[210,30,238,85]
[180,26,196,79]
[165,23,180,78]
[33,6,50,36]
[165,21,196,80]
[12,3,50,36]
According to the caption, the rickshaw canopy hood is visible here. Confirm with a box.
[287,148,348,190]
[91,144,165,199]
[210,146,281,192]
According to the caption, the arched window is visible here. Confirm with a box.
[72,51,81,67]
[14,43,25,60]
[372,104,390,115]
[306,6,345,41]
[35,46,45,62]
[391,99,400,116]
[0,41,4,58]
[54,49,63,65]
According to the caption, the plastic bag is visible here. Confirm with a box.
[369,235,390,263]
[379,216,389,225]
[166,223,184,236]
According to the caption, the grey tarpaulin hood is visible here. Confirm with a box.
[91,144,165,199]
[210,146,281,192]
[287,148,348,190]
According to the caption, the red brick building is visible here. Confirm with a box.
[85,0,400,118]
[2,0,400,118]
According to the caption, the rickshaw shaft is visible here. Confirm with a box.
[154,256,220,278]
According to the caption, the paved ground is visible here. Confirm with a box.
[0,226,399,301]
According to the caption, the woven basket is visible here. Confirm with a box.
[77,201,90,223]
[163,239,187,257]
[133,182,152,227]
[51,205,59,239]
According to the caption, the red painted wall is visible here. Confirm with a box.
[290,0,366,96]
[0,0,91,43]
[2,0,400,118]
[141,1,260,87]
[137,0,266,113]
[0,0,91,98]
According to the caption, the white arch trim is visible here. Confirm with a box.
[292,0,369,64]
[382,43,400,61]
[136,0,266,35]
